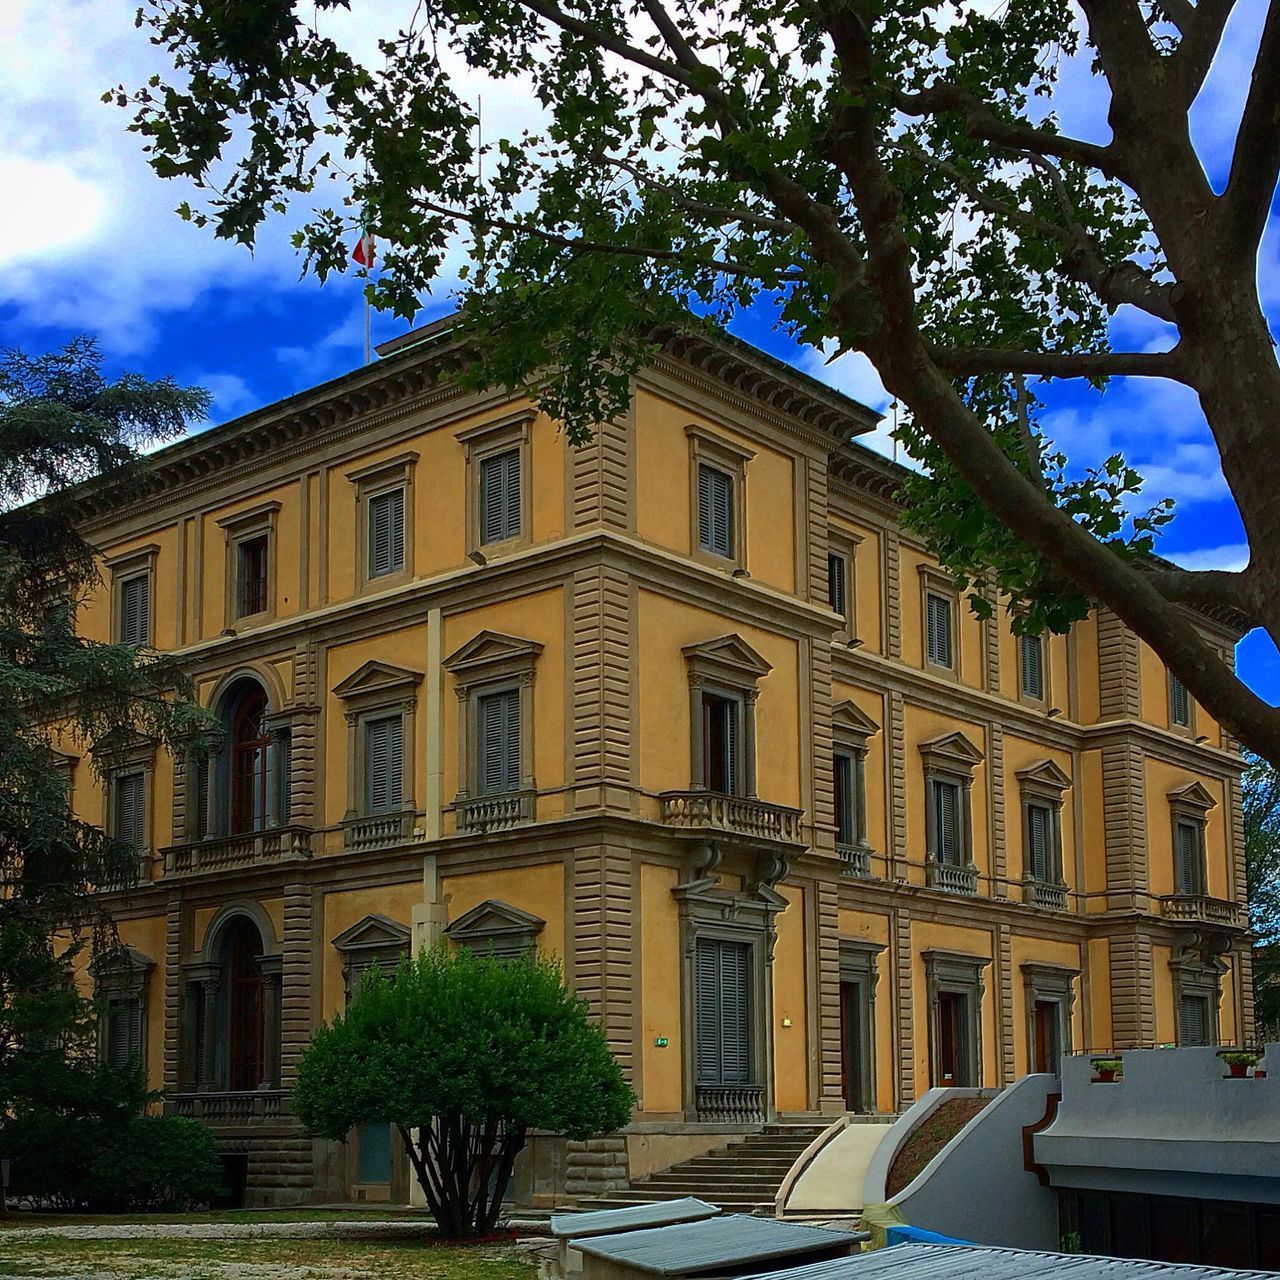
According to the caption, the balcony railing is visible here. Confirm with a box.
[659,791,804,844]
[925,858,978,896]
[1026,879,1069,912]
[696,1083,765,1124]
[456,790,534,834]
[837,842,874,878]
[1159,894,1246,929]
[343,810,416,852]
[169,1090,287,1123]
[162,826,312,876]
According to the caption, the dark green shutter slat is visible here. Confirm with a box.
[115,772,144,852]
[480,450,520,544]
[1170,674,1190,726]
[121,575,149,646]
[698,466,714,551]
[835,754,852,843]
[504,691,520,792]
[366,716,403,813]
[698,465,733,558]
[829,553,847,617]
[1175,821,1200,894]
[369,488,405,577]
[502,451,520,540]
[1181,994,1208,1046]
[1029,803,1051,881]
[723,700,739,797]
[935,781,960,864]
[479,689,519,794]
[695,940,719,1082]
[695,938,751,1085]
[1021,635,1044,700]
[927,594,952,667]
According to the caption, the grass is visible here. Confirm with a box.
[0,1221,539,1280]
[884,1096,990,1197]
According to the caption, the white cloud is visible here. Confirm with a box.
[1168,543,1251,573]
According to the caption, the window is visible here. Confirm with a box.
[119,574,150,647]
[236,535,269,618]
[925,951,989,1089]
[697,464,734,559]
[478,687,521,795]
[1020,633,1045,701]
[111,770,145,853]
[364,714,404,814]
[701,692,741,794]
[367,487,405,578]
[230,685,270,834]
[479,448,521,544]
[695,937,752,1086]
[926,592,953,668]
[834,751,865,847]
[224,918,265,1092]
[1174,817,1206,895]
[93,947,152,1072]
[828,551,849,618]
[1170,671,1192,728]
[445,899,545,960]
[103,995,142,1068]
[1026,801,1058,883]
[930,778,963,865]
[1180,992,1210,1046]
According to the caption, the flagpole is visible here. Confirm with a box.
[364,275,372,366]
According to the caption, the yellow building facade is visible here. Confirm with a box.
[74,320,1251,1206]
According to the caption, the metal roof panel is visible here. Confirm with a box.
[551,1198,721,1239]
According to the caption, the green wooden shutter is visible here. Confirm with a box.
[695,939,720,1083]
[1175,820,1201,894]
[1028,802,1052,882]
[695,938,752,1085]
[1170,673,1191,726]
[935,780,960,864]
[480,450,521,544]
[366,716,403,813]
[698,465,733,557]
[120,575,149,646]
[698,465,714,550]
[828,553,847,617]
[1020,634,1044,700]
[1180,994,1209,1046]
[479,689,520,794]
[926,594,952,667]
[114,772,144,853]
[368,488,405,577]
[723,699,739,796]
[834,753,853,844]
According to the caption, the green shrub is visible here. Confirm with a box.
[7,1112,220,1211]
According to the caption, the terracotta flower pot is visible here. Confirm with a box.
[1095,1068,1117,1083]
[1228,1061,1250,1078]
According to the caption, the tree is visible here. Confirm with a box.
[1243,753,1280,1037]
[293,947,633,1238]
[120,2,1280,759]
[0,338,211,1118]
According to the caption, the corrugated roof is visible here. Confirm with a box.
[573,1213,854,1275]
[761,1243,1278,1280]
[551,1198,721,1238]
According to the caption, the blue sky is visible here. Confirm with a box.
[1,0,1276,701]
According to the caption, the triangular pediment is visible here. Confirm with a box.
[332,660,423,701]
[682,634,773,680]
[331,913,412,954]
[445,899,546,941]
[1169,781,1217,812]
[89,944,155,977]
[442,631,544,677]
[833,699,880,740]
[1016,759,1073,792]
[919,731,984,771]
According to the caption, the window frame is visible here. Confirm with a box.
[828,530,862,644]
[832,698,879,875]
[682,634,772,799]
[919,566,959,674]
[457,411,534,558]
[217,501,281,627]
[347,451,418,592]
[1015,759,1072,906]
[919,732,983,893]
[91,946,153,1070]
[1168,781,1216,898]
[686,425,754,571]
[924,950,990,1089]
[106,545,159,647]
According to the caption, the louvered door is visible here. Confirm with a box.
[695,937,753,1085]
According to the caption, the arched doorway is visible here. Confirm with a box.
[219,917,265,1092]
[229,684,270,834]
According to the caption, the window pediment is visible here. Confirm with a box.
[331,913,412,957]
[1016,759,1073,795]
[683,634,773,688]
[1169,781,1217,813]
[918,731,984,776]
[91,945,155,997]
[443,631,543,691]
[833,699,880,746]
[332,660,423,708]
[445,899,545,957]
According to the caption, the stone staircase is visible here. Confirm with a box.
[581,1124,831,1215]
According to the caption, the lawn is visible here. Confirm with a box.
[0,1216,540,1280]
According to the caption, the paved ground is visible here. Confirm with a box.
[0,1217,543,1280]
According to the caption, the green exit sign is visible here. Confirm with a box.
[654,1036,669,1048]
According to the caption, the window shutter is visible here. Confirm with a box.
[1020,634,1044,700]
[935,780,960,864]
[834,754,853,844]
[114,772,144,853]
[698,464,733,558]
[120,575,149,646]
[480,449,521,544]
[695,938,752,1085]
[1180,994,1208,1046]
[1170,673,1191,727]
[927,594,952,667]
[479,689,520,794]
[194,756,210,839]
[278,730,292,823]
[722,700,739,797]
[695,939,719,1083]
[366,716,403,813]
[828,553,847,617]
[368,488,405,577]
[1028,803,1052,882]
[1175,820,1201,895]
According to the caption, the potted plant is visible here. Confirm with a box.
[1221,1051,1259,1079]
[1091,1057,1123,1083]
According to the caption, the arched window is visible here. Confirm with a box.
[220,918,265,1092]
[230,685,270,834]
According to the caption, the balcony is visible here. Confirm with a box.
[837,842,874,878]
[659,791,804,844]
[169,1089,287,1123]
[1159,894,1246,930]
[696,1083,765,1124]
[343,810,416,852]
[456,790,534,835]
[1026,879,1069,912]
[162,826,312,876]
[925,858,978,896]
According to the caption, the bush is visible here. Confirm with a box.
[7,1112,220,1212]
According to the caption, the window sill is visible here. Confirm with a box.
[456,790,534,834]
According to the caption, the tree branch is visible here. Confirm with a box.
[1220,0,1280,266]
[1155,0,1195,35]
[1172,0,1238,104]
[1147,566,1258,620]
[928,345,1185,381]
